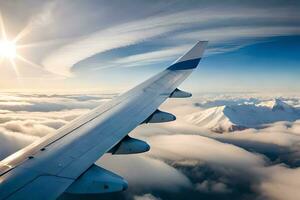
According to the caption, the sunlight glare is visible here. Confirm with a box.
[0,40,16,59]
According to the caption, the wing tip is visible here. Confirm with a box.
[167,41,208,71]
[180,40,208,61]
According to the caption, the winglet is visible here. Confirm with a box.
[168,41,208,70]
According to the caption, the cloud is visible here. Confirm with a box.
[93,45,191,70]
[0,93,110,160]
[124,95,300,199]
[107,25,300,69]
[42,14,181,76]
[0,93,108,112]
[14,1,57,43]
[195,180,231,193]
[0,127,37,160]
[98,154,192,191]
[2,120,55,137]
[259,165,300,200]
[1,92,300,200]
[41,4,300,76]
[0,93,107,160]
[147,134,265,169]
[179,26,300,43]
[157,96,300,165]
[134,194,161,200]
[130,131,300,200]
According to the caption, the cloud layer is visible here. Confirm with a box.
[1,92,300,200]
[0,93,111,159]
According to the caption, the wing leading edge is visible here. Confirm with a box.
[0,41,208,200]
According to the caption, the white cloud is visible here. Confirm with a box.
[100,25,300,70]
[41,6,300,76]
[94,45,191,70]
[2,120,55,137]
[147,134,265,169]
[0,93,105,160]
[134,193,161,200]
[0,127,37,160]
[196,180,231,193]
[98,154,192,191]
[42,18,179,76]
[179,26,300,43]
[259,165,300,200]
[1,92,300,200]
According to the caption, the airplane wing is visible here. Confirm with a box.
[0,41,208,200]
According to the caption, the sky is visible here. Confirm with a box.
[0,0,300,93]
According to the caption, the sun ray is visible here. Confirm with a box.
[8,58,20,77]
[16,39,63,50]
[13,26,31,43]
[16,54,43,70]
[17,42,48,49]
[0,11,7,40]
[17,55,58,75]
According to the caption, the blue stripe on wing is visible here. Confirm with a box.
[167,58,201,71]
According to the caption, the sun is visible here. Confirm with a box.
[0,40,16,59]
[0,12,47,78]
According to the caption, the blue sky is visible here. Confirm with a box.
[0,0,299,93]
[189,36,300,93]
[71,35,300,93]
